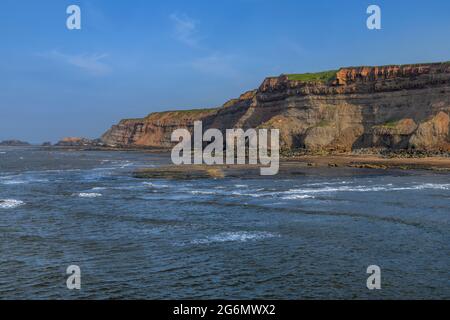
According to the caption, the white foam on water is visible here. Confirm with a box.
[285,186,382,194]
[281,195,315,200]
[91,187,107,191]
[1,180,27,185]
[112,185,139,190]
[234,184,248,188]
[0,176,49,185]
[143,182,169,188]
[227,182,450,200]
[190,190,217,195]
[77,193,102,198]
[119,162,133,169]
[231,191,265,198]
[398,183,450,191]
[191,231,279,245]
[303,180,351,187]
[106,160,137,169]
[284,183,450,195]
[0,199,25,209]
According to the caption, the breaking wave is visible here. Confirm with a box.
[0,175,49,185]
[191,231,280,245]
[187,182,450,202]
[90,187,107,191]
[284,183,450,195]
[281,195,315,200]
[190,190,217,195]
[143,182,169,188]
[0,199,25,209]
[231,191,265,198]
[76,193,102,198]
[303,180,352,187]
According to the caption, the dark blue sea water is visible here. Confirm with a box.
[0,147,449,299]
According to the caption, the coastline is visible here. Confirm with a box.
[133,153,450,180]
[285,154,450,171]
[4,145,450,174]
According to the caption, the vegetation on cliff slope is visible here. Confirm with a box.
[141,108,219,121]
[286,70,338,83]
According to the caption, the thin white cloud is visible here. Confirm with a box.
[170,13,199,47]
[168,14,242,78]
[40,50,111,76]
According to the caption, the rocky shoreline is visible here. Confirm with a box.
[132,152,450,180]
[32,144,450,173]
[3,143,450,174]
[286,154,450,171]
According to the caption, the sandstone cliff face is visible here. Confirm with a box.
[101,62,450,152]
[101,91,256,148]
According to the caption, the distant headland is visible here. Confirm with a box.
[0,140,31,146]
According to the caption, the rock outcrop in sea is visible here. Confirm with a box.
[101,62,450,152]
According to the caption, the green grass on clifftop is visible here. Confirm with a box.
[165,108,218,115]
[145,108,218,119]
[286,70,338,83]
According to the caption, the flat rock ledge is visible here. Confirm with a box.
[133,156,450,180]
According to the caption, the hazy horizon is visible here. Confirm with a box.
[2,0,450,143]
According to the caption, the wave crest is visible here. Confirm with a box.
[76,193,102,198]
[191,231,279,245]
[0,199,25,209]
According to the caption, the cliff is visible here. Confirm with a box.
[101,62,450,152]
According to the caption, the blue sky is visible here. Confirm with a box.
[1,0,450,143]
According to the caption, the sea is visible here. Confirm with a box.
[0,146,449,299]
